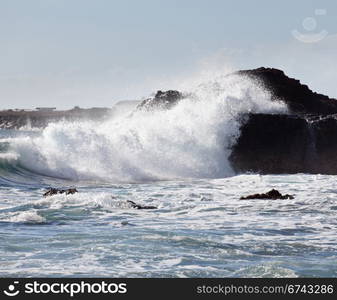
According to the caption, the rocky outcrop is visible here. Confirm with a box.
[136,68,337,115]
[230,114,310,174]
[230,114,337,175]
[235,67,337,115]
[240,189,294,200]
[2,67,337,175]
[138,68,337,175]
[137,90,183,110]
[43,188,78,197]
[228,67,337,175]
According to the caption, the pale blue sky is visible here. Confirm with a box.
[0,0,336,109]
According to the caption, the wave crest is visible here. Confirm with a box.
[5,74,287,182]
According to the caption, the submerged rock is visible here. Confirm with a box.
[240,189,294,200]
[126,200,157,210]
[43,188,78,197]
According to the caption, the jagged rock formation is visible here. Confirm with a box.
[2,67,337,175]
[137,90,183,110]
[235,67,337,115]
[229,68,337,174]
[137,67,337,175]
[229,113,337,174]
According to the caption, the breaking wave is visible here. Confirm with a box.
[1,74,286,183]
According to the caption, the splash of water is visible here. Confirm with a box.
[7,74,286,182]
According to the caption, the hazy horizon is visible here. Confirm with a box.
[1,0,336,109]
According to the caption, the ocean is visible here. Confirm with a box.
[0,75,336,277]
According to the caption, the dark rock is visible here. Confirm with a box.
[43,188,59,197]
[7,67,337,175]
[126,200,157,210]
[43,188,78,197]
[137,68,337,175]
[136,68,337,175]
[137,90,184,110]
[240,189,294,200]
[137,68,337,115]
[235,67,337,115]
[229,113,337,174]
[229,114,310,174]
[227,67,337,175]
[65,188,78,195]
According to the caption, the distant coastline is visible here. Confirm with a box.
[0,107,112,129]
[0,100,141,129]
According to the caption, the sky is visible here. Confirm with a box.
[0,0,336,109]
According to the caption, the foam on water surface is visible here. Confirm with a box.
[0,173,336,277]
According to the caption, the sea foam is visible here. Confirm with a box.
[9,74,286,182]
